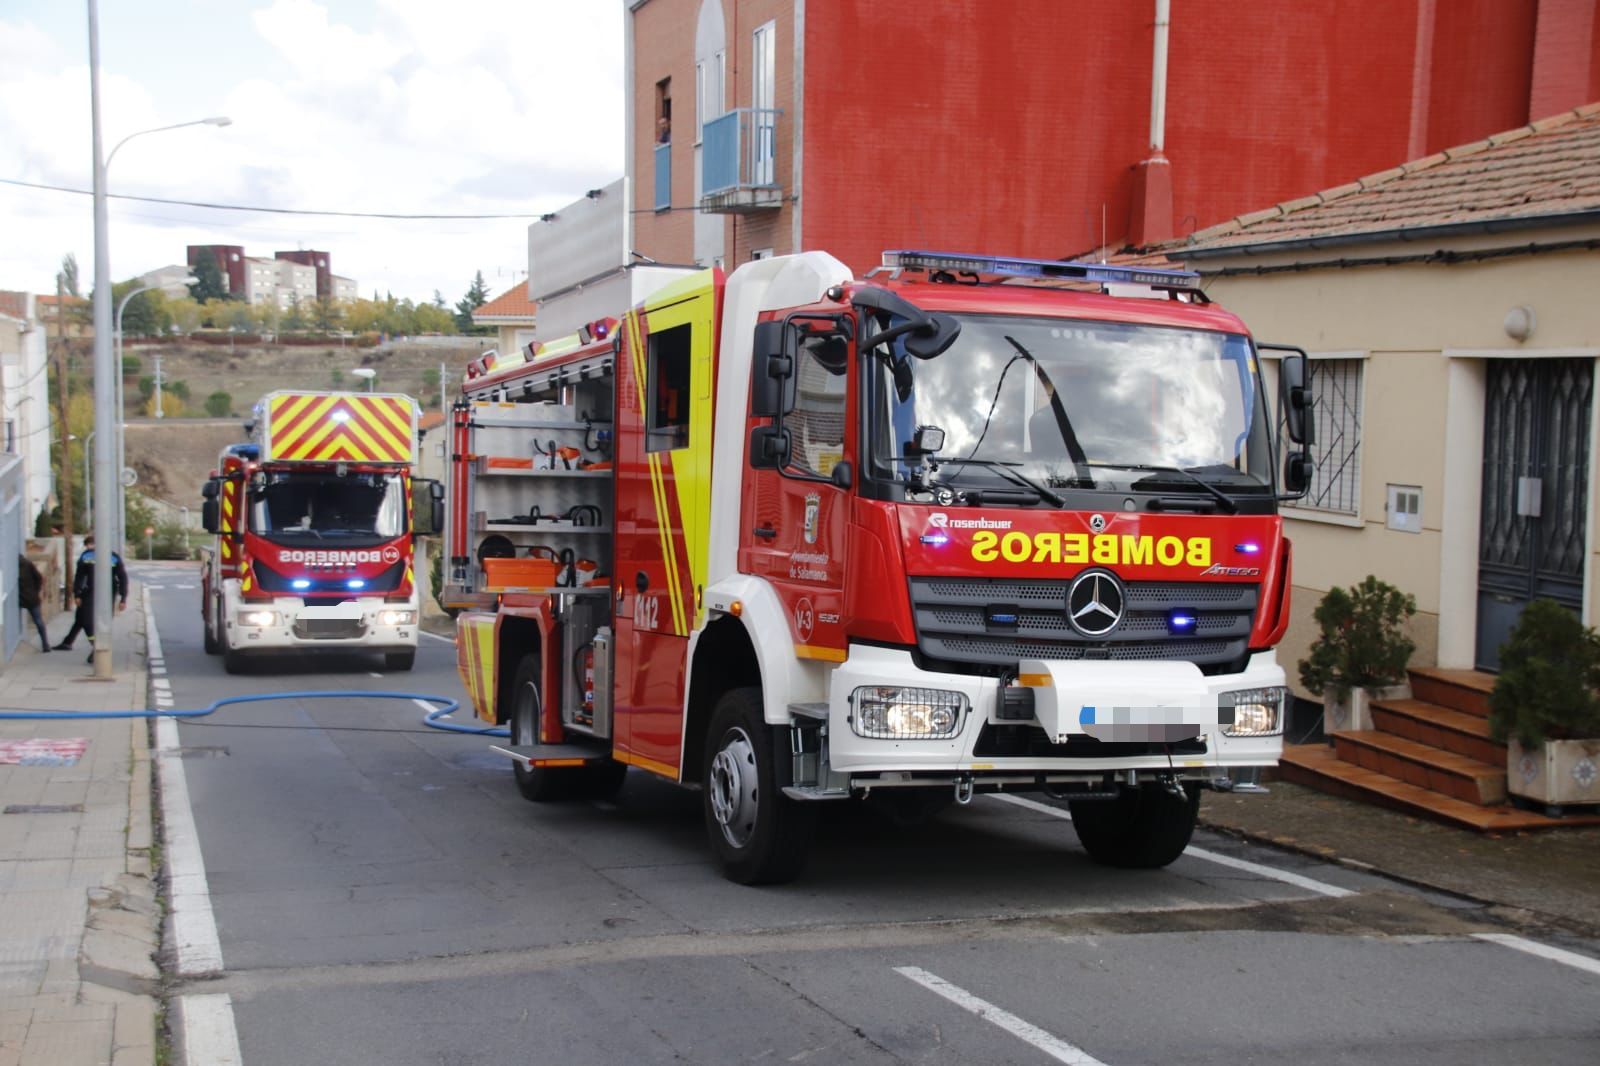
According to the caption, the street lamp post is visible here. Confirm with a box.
[87,0,230,677]
[81,429,96,524]
[115,277,195,553]
[351,367,376,392]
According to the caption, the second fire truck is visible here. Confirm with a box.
[450,250,1313,884]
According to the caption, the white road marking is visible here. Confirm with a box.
[420,630,455,644]
[1474,933,1600,977]
[368,671,383,678]
[180,993,243,1065]
[175,583,196,589]
[987,792,1355,899]
[145,588,230,940]
[895,966,1109,1065]
[413,697,445,717]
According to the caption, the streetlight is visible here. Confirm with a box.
[351,367,376,392]
[87,0,231,677]
[81,429,96,524]
[115,277,196,554]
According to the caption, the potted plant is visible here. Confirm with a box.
[1299,576,1417,734]
[1489,598,1600,813]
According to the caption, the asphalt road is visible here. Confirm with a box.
[134,561,1600,1065]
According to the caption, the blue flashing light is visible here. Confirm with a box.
[346,579,366,590]
[882,249,1199,288]
[291,579,312,591]
[1168,610,1198,634]
[1234,542,1261,555]
[920,531,951,547]
[987,612,1019,626]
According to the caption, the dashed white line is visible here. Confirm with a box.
[419,630,455,644]
[895,966,1108,1065]
[988,792,1355,898]
[1474,933,1600,977]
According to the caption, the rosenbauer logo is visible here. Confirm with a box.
[928,512,1013,531]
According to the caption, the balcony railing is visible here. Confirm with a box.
[654,142,672,211]
[700,107,783,213]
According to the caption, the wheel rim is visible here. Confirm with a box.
[709,727,759,849]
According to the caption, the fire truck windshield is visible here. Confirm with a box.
[249,471,407,543]
[870,314,1274,506]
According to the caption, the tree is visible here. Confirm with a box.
[454,271,490,332]
[166,296,203,335]
[138,375,156,400]
[310,295,343,332]
[60,253,80,296]
[111,281,167,337]
[283,295,308,332]
[169,379,191,403]
[204,391,233,417]
[189,254,228,303]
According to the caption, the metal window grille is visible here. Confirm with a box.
[1281,358,1362,515]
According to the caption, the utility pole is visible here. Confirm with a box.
[439,360,447,416]
[53,272,75,610]
[153,352,164,418]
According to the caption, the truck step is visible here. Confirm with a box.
[490,743,611,769]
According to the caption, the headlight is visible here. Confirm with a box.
[1222,686,1286,737]
[237,610,278,627]
[851,686,968,739]
[378,610,416,626]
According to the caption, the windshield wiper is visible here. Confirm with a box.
[1082,462,1240,514]
[934,458,1066,507]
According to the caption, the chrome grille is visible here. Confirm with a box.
[292,618,366,641]
[909,577,1257,673]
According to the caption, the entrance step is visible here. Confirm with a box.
[1330,730,1506,805]
[1370,697,1505,766]
[1278,744,1600,832]
[1407,667,1495,719]
[490,743,610,769]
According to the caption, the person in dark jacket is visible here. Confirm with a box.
[53,536,127,661]
[17,553,50,651]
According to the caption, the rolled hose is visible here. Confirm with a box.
[0,690,510,737]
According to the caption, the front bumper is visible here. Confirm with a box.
[226,599,417,654]
[822,645,1284,778]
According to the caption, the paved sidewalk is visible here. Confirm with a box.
[0,601,158,1066]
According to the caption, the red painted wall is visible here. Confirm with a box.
[631,0,1597,276]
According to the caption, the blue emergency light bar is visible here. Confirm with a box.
[882,250,1199,288]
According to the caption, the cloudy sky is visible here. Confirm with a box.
[0,0,624,306]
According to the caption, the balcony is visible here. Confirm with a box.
[654,142,671,211]
[700,108,783,213]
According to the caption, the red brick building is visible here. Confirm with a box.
[625,0,1600,274]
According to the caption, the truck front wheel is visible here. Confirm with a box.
[384,650,415,671]
[702,687,816,885]
[1068,783,1200,869]
[509,654,575,802]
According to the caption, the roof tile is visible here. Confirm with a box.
[472,284,537,321]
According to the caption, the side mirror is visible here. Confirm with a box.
[1269,346,1314,447]
[749,425,791,469]
[200,479,220,500]
[750,321,796,417]
[903,314,961,360]
[412,479,443,535]
[201,498,220,534]
[1283,451,1314,495]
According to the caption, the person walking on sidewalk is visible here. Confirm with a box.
[16,553,51,652]
[53,535,127,662]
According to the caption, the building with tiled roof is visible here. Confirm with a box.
[471,283,537,364]
[1162,102,1600,822]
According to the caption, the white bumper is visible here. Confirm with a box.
[224,593,419,655]
[824,644,1285,776]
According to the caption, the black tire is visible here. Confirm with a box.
[508,654,577,802]
[221,644,247,675]
[702,687,817,885]
[1068,783,1200,869]
[384,650,416,671]
[202,599,219,655]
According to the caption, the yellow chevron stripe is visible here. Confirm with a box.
[334,416,386,458]
[273,396,341,457]
[357,410,408,459]
[270,392,318,434]
[269,393,336,454]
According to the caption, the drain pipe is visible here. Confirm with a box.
[1129,0,1175,247]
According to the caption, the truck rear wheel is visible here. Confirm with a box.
[702,687,816,885]
[509,654,576,802]
[1068,783,1200,869]
[384,650,415,671]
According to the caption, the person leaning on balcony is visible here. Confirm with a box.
[657,116,671,144]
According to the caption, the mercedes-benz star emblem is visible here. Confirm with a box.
[1067,569,1125,637]
[1089,513,1107,533]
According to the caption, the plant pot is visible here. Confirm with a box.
[1507,738,1600,811]
[1322,683,1410,735]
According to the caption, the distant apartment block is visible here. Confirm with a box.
[187,244,358,308]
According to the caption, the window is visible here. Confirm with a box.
[789,330,848,478]
[751,248,773,261]
[752,21,776,185]
[646,323,692,452]
[1281,357,1363,516]
[655,77,672,145]
[695,52,723,145]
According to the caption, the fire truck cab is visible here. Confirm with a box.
[453,250,1312,884]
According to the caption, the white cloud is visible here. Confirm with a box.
[0,1,625,304]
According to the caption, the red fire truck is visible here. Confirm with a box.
[452,250,1313,884]
[200,390,442,673]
